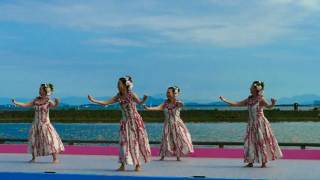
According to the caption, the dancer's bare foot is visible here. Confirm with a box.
[29,154,36,163]
[52,154,59,164]
[176,157,181,161]
[245,163,253,167]
[28,159,36,163]
[261,162,267,168]
[52,159,60,164]
[159,156,164,161]
[134,165,141,172]
[116,164,125,171]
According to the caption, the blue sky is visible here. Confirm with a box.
[1,0,320,102]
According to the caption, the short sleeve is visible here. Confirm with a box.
[112,94,120,102]
[163,100,168,109]
[243,98,249,106]
[244,96,252,106]
[176,100,184,108]
[31,97,38,105]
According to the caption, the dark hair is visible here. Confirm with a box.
[252,81,264,92]
[252,81,264,90]
[40,83,54,94]
[118,76,133,94]
[168,86,180,96]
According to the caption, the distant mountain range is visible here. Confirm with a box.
[3,94,320,106]
[277,94,320,105]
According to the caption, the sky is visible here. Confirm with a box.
[1,0,320,102]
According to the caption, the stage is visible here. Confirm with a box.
[0,145,319,179]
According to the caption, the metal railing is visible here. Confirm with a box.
[0,138,319,150]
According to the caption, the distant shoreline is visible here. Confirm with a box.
[0,109,319,123]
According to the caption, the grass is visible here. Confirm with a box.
[0,109,319,123]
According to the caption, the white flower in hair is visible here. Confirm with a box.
[44,84,52,96]
[127,82,133,90]
[173,86,180,97]
[125,79,133,90]
[122,76,133,90]
[125,80,131,86]
[45,87,52,96]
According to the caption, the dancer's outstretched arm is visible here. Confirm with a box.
[88,95,117,106]
[144,104,164,111]
[261,98,277,109]
[12,99,33,107]
[132,93,148,105]
[219,96,247,107]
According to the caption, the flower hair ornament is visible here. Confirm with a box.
[123,76,133,91]
[41,83,54,96]
[172,86,180,97]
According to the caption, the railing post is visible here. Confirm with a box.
[68,142,74,145]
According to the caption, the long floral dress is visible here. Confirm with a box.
[244,95,283,163]
[117,92,151,165]
[160,100,194,157]
[28,97,64,157]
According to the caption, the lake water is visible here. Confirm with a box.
[0,122,319,143]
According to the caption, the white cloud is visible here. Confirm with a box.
[270,0,320,10]
[0,0,318,47]
[86,37,146,47]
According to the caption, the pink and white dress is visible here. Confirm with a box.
[28,97,64,157]
[117,92,151,165]
[244,95,282,163]
[160,100,194,157]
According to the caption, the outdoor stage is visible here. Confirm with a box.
[0,145,319,180]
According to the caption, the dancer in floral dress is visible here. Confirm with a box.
[88,76,151,172]
[219,81,282,168]
[12,83,64,163]
[144,86,194,161]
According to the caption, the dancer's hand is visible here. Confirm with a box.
[219,96,226,102]
[142,95,148,102]
[88,95,95,103]
[12,99,17,105]
[271,98,277,106]
[54,98,60,105]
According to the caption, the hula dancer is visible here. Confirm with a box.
[219,81,282,168]
[88,76,151,171]
[12,83,64,163]
[144,86,193,161]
